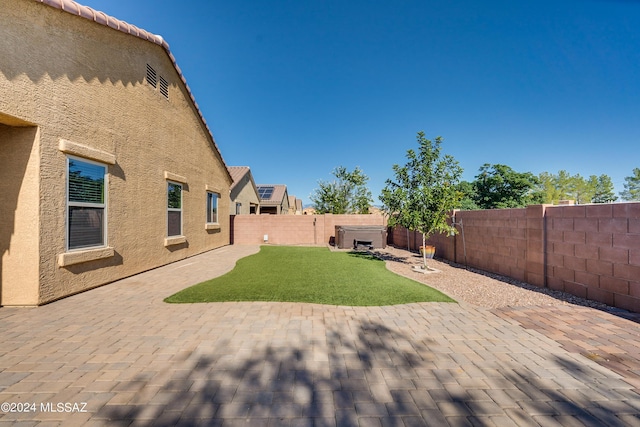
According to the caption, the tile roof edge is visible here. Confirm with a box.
[34,0,232,184]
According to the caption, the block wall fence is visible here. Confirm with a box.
[389,203,640,313]
[230,214,387,246]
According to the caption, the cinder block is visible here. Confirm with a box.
[553,218,575,231]
[587,286,614,306]
[586,259,613,276]
[575,270,599,288]
[613,294,640,313]
[631,281,640,298]
[563,230,586,244]
[525,271,544,287]
[613,202,640,219]
[614,263,640,282]
[564,281,588,298]
[553,266,575,282]
[599,276,630,294]
[599,246,629,264]
[553,241,575,257]
[544,206,563,218]
[613,233,640,250]
[599,218,628,234]
[585,204,613,218]
[546,229,564,242]
[546,253,564,268]
[562,205,586,218]
[547,277,564,291]
[630,219,640,234]
[586,232,613,247]
[573,218,599,233]
[564,256,586,272]
[574,244,599,260]
[631,250,640,267]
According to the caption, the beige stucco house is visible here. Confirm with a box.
[228,166,260,215]
[0,0,232,305]
[256,185,290,215]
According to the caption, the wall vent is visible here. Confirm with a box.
[146,64,157,88]
[159,76,169,99]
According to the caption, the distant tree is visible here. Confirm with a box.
[538,171,617,204]
[473,164,543,209]
[591,175,617,203]
[620,168,640,201]
[380,131,462,270]
[455,181,480,210]
[311,166,373,214]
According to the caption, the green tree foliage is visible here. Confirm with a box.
[537,170,617,204]
[455,181,479,210]
[311,166,373,214]
[591,175,617,203]
[620,168,640,201]
[380,131,463,269]
[472,164,543,209]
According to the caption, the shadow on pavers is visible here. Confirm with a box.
[100,320,637,426]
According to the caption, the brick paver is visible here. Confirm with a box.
[1,245,639,426]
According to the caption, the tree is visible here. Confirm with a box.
[473,164,543,209]
[591,175,617,203]
[455,180,480,210]
[379,131,463,270]
[311,166,373,214]
[537,171,617,204]
[620,168,640,201]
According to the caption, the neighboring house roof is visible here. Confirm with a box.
[256,184,288,206]
[228,166,259,196]
[35,0,232,183]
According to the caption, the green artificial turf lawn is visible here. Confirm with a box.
[165,246,455,306]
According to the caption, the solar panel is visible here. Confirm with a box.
[258,186,274,200]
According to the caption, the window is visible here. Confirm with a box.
[67,157,107,250]
[235,202,242,215]
[207,192,219,223]
[167,182,182,236]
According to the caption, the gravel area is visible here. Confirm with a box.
[371,245,616,311]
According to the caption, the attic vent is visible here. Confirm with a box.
[159,76,169,99]
[146,64,157,88]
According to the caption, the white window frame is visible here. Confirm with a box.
[66,155,108,251]
[235,202,242,215]
[207,191,219,224]
[167,181,183,237]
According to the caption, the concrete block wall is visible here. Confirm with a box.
[545,203,640,312]
[231,214,387,246]
[389,203,640,313]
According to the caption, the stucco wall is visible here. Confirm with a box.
[0,0,230,304]
[230,174,259,215]
[0,123,40,305]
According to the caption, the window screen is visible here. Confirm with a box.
[67,158,106,250]
[168,182,182,236]
[207,192,219,223]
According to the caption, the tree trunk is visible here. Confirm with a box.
[422,232,428,270]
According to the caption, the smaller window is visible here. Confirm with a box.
[167,182,182,236]
[235,202,242,215]
[207,192,219,224]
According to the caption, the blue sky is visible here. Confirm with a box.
[79,0,640,206]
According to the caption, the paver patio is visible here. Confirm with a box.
[1,245,639,426]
